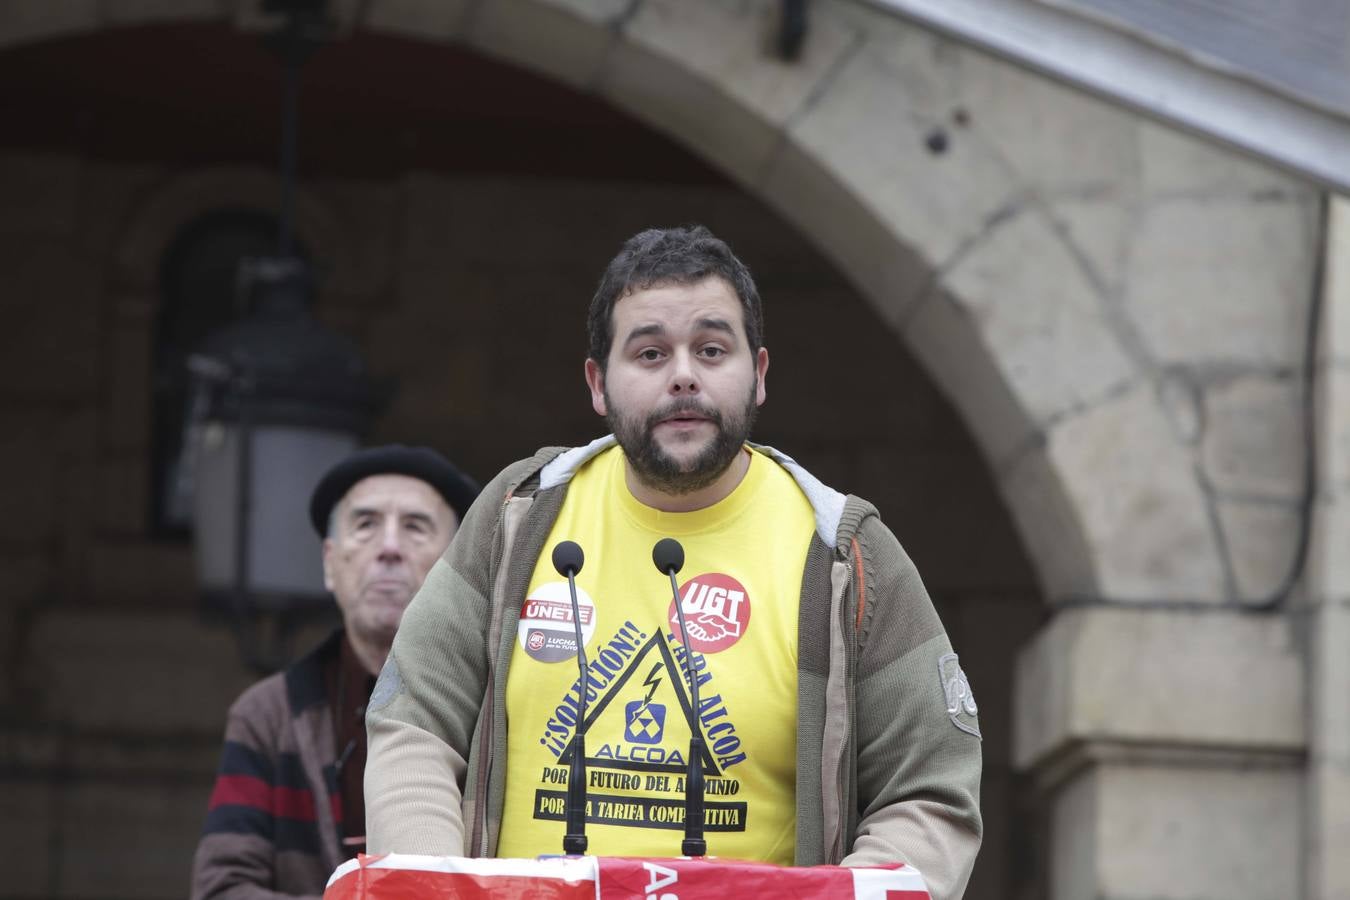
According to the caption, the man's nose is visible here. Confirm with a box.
[377,519,404,559]
[669,349,700,394]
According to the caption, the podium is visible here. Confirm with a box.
[325,854,932,899]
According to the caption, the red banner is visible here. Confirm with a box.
[325,854,931,899]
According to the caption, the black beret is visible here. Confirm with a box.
[308,444,480,537]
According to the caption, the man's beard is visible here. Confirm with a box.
[607,379,759,496]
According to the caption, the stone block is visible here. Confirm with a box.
[0,411,66,547]
[1319,366,1350,499]
[939,211,1137,427]
[113,167,337,288]
[1309,494,1350,900]
[997,445,1097,602]
[1093,763,1300,900]
[963,762,1014,900]
[754,289,946,445]
[953,46,1139,195]
[0,1,96,50]
[0,241,101,400]
[362,0,473,40]
[1200,375,1303,500]
[96,457,149,537]
[827,8,963,116]
[469,0,626,88]
[1043,200,1135,295]
[1214,499,1303,603]
[76,163,160,264]
[623,0,860,128]
[782,30,1019,268]
[598,38,782,188]
[0,726,222,783]
[1310,757,1350,900]
[903,284,1040,474]
[1048,768,1096,900]
[312,179,399,300]
[1324,196,1350,368]
[1014,606,1304,771]
[54,779,212,899]
[0,782,54,897]
[1125,196,1319,369]
[0,557,56,699]
[1050,762,1300,900]
[1040,384,1225,600]
[396,173,761,275]
[856,448,1037,594]
[368,316,493,427]
[84,539,197,608]
[100,0,222,25]
[1138,118,1310,198]
[27,610,256,734]
[947,592,1044,750]
[102,324,152,453]
[0,153,80,236]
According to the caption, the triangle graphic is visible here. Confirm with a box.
[559,632,720,776]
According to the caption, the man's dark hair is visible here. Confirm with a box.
[587,225,763,368]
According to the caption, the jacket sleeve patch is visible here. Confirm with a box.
[368,657,404,714]
[939,653,981,738]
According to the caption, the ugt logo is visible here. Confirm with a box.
[668,573,752,653]
[624,701,666,745]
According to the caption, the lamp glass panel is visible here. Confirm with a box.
[192,422,358,604]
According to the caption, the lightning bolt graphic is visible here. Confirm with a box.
[640,661,663,706]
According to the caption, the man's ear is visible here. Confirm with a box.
[321,537,336,593]
[585,358,607,417]
[754,346,769,406]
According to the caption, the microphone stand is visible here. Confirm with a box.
[552,541,589,856]
[655,538,707,858]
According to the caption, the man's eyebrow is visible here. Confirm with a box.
[346,505,382,521]
[622,323,666,345]
[695,317,735,336]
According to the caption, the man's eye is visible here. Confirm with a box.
[638,348,663,361]
[699,346,726,358]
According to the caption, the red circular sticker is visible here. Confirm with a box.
[667,572,751,653]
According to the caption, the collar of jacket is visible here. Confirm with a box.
[536,434,851,548]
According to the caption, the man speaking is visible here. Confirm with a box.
[365,227,982,898]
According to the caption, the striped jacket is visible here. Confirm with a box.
[192,632,345,899]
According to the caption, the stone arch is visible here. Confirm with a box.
[7,0,1318,605]
[114,166,345,291]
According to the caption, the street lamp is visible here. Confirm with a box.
[184,0,382,669]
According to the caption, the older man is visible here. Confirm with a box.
[191,445,477,899]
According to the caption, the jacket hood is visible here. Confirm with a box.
[537,435,848,547]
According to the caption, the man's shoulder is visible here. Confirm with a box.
[221,670,293,750]
[226,632,335,723]
[750,443,884,551]
[476,438,616,504]
[228,668,290,720]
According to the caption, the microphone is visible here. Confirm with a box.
[551,540,589,856]
[652,537,707,858]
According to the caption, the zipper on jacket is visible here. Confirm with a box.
[827,537,864,864]
[469,491,515,856]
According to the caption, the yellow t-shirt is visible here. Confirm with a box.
[497,444,815,863]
